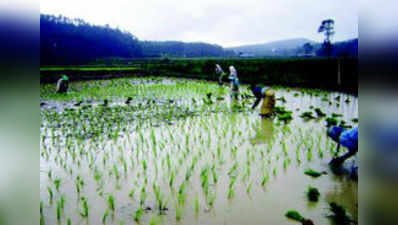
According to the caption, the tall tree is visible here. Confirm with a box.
[318,19,335,57]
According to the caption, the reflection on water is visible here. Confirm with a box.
[251,118,275,145]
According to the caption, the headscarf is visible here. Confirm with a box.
[215,64,224,74]
[229,65,237,80]
[62,75,69,81]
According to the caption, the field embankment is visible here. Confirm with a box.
[41,58,357,93]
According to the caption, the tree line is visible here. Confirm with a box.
[40,14,357,65]
[40,14,235,65]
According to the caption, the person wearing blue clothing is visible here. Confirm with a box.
[327,126,358,166]
[250,83,266,109]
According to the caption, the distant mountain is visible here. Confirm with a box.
[227,38,358,58]
[141,41,235,58]
[227,38,316,56]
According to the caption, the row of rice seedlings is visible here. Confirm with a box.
[153,183,168,211]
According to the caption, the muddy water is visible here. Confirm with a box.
[40,81,357,225]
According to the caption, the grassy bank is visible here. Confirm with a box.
[40,58,357,93]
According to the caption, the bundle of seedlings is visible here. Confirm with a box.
[304,169,327,178]
[285,210,314,225]
[306,186,320,202]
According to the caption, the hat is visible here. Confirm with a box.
[327,126,344,142]
[62,75,69,81]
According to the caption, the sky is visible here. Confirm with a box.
[40,0,358,47]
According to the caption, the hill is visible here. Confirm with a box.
[227,38,316,56]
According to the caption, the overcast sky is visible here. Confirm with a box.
[40,0,358,47]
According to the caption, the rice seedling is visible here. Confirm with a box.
[169,170,175,187]
[261,171,269,186]
[133,208,143,223]
[153,183,168,211]
[67,218,71,225]
[227,176,237,199]
[178,182,186,206]
[195,193,199,216]
[56,200,62,222]
[54,178,61,192]
[175,201,183,222]
[113,164,120,181]
[47,186,53,204]
[306,186,320,202]
[246,182,253,195]
[139,186,147,207]
[107,194,115,212]
[273,167,278,177]
[307,149,312,162]
[149,214,162,225]
[80,197,89,218]
[211,164,218,184]
[318,147,324,159]
[47,170,52,180]
[200,166,210,196]
[40,200,43,216]
[207,192,216,208]
[102,209,109,224]
[60,195,65,210]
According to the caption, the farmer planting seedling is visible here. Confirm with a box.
[228,65,239,99]
[327,126,358,168]
[249,83,275,117]
[56,75,69,93]
[215,64,226,85]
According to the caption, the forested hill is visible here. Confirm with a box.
[40,14,235,65]
[40,14,143,65]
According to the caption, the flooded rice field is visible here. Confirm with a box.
[40,77,358,225]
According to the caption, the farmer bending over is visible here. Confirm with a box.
[215,64,226,85]
[229,65,239,99]
[327,126,358,166]
[250,83,275,117]
[56,75,69,93]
